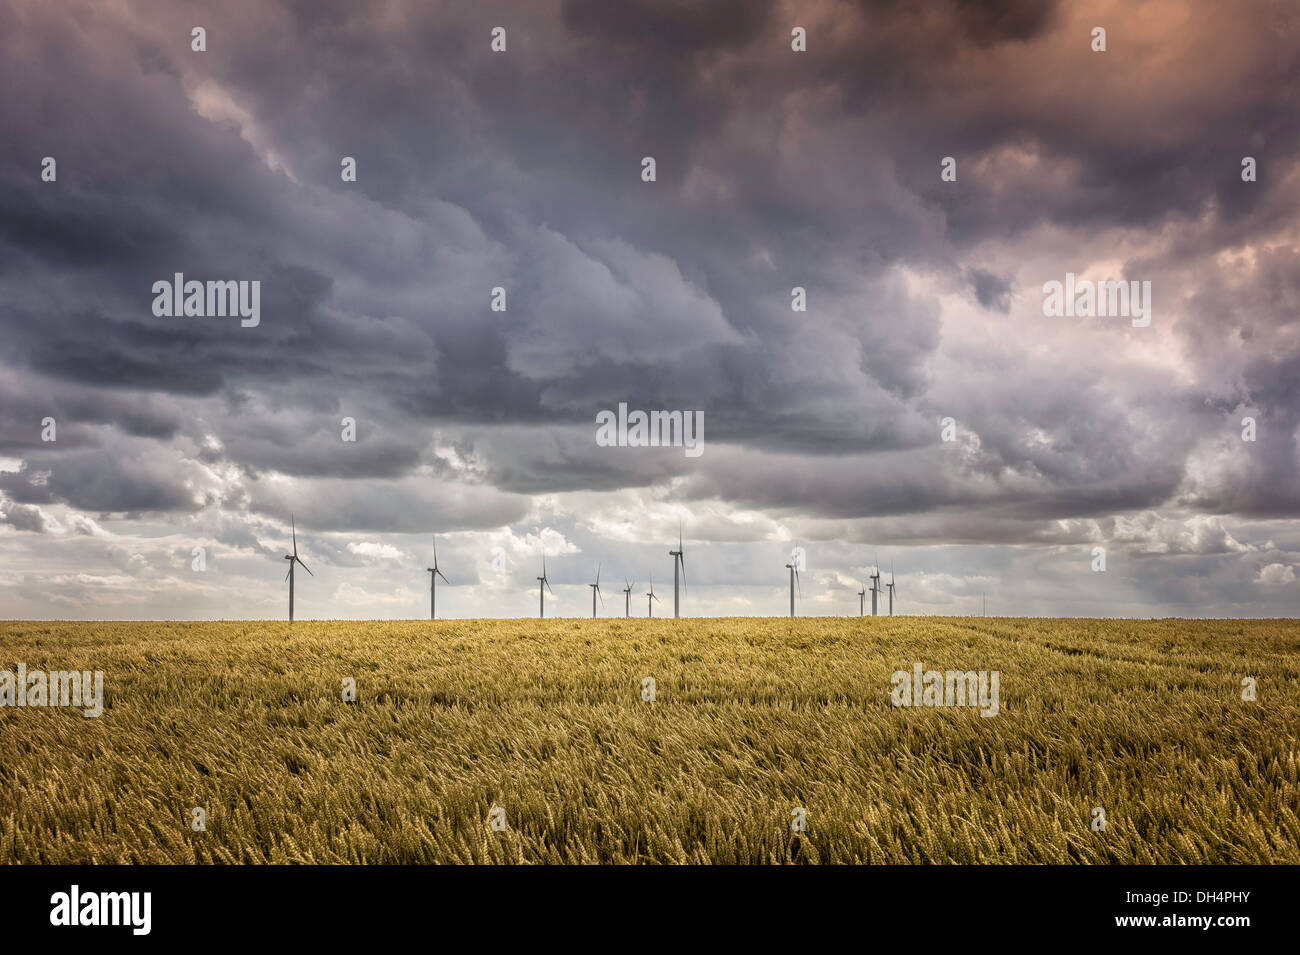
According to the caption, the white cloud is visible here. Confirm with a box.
[347,541,405,561]
[1258,563,1296,585]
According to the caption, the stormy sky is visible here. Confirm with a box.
[2,0,1298,619]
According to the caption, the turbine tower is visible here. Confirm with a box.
[426,536,449,620]
[588,562,604,618]
[857,582,866,616]
[784,556,800,617]
[283,514,313,622]
[623,578,634,618]
[869,560,882,616]
[668,522,686,618]
[887,563,896,617]
[537,555,554,619]
[646,573,660,617]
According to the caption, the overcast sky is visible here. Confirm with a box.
[2,0,1298,619]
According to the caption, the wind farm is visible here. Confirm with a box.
[264,519,916,620]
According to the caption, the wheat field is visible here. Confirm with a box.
[0,617,1297,864]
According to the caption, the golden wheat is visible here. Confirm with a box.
[0,617,1296,863]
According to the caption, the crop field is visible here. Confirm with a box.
[1,617,1297,864]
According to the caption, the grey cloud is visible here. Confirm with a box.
[0,498,50,533]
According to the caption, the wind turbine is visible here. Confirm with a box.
[646,573,660,617]
[668,522,686,618]
[588,562,605,618]
[784,554,800,617]
[426,536,449,620]
[869,559,882,617]
[537,555,554,619]
[623,578,634,618]
[887,563,896,616]
[283,514,313,622]
[857,582,866,616]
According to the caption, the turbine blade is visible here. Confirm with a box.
[284,566,292,582]
[297,557,314,577]
[436,569,449,584]
[291,514,297,555]
[596,562,601,586]
[796,568,801,596]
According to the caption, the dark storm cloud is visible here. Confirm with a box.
[0,469,54,506]
[36,443,205,514]
[0,372,185,455]
[0,0,1296,582]
[245,476,530,533]
[221,420,425,480]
